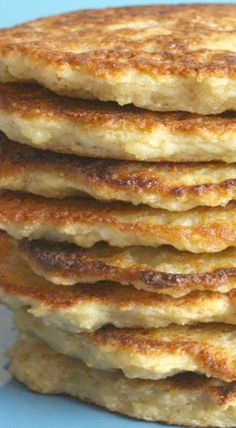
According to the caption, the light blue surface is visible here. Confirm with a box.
[0,1,235,427]
[0,0,234,27]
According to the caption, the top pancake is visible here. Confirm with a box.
[1,83,236,163]
[0,5,236,114]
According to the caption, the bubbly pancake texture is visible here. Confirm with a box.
[1,84,236,163]
[2,134,236,209]
[15,309,236,382]
[10,339,236,427]
[19,239,236,297]
[2,234,236,331]
[1,5,236,114]
[1,191,236,252]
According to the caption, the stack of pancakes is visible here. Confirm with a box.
[0,4,236,427]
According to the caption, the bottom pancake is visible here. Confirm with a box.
[15,309,236,382]
[10,338,236,427]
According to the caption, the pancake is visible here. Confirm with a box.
[1,5,236,114]
[1,234,236,331]
[15,308,236,382]
[11,339,236,427]
[10,339,236,427]
[19,239,236,297]
[1,191,236,253]
[2,135,236,210]
[1,86,236,164]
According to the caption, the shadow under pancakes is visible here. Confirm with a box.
[0,305,17,386]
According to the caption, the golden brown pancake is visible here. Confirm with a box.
[15,308,236,382]
[1,6,236,114]
[1,84,236,163]
[1,233,236,330]
[0,191,236,252]
[10,338,236,427]
[19,239,236,297]
[2,134,236,209]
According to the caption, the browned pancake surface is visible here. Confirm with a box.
[15,308,236,382]
[19,239,236,297]
[1,233,236,330]
[0,191,236,252]
[1,6,236,114]
[2,133,236,210]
